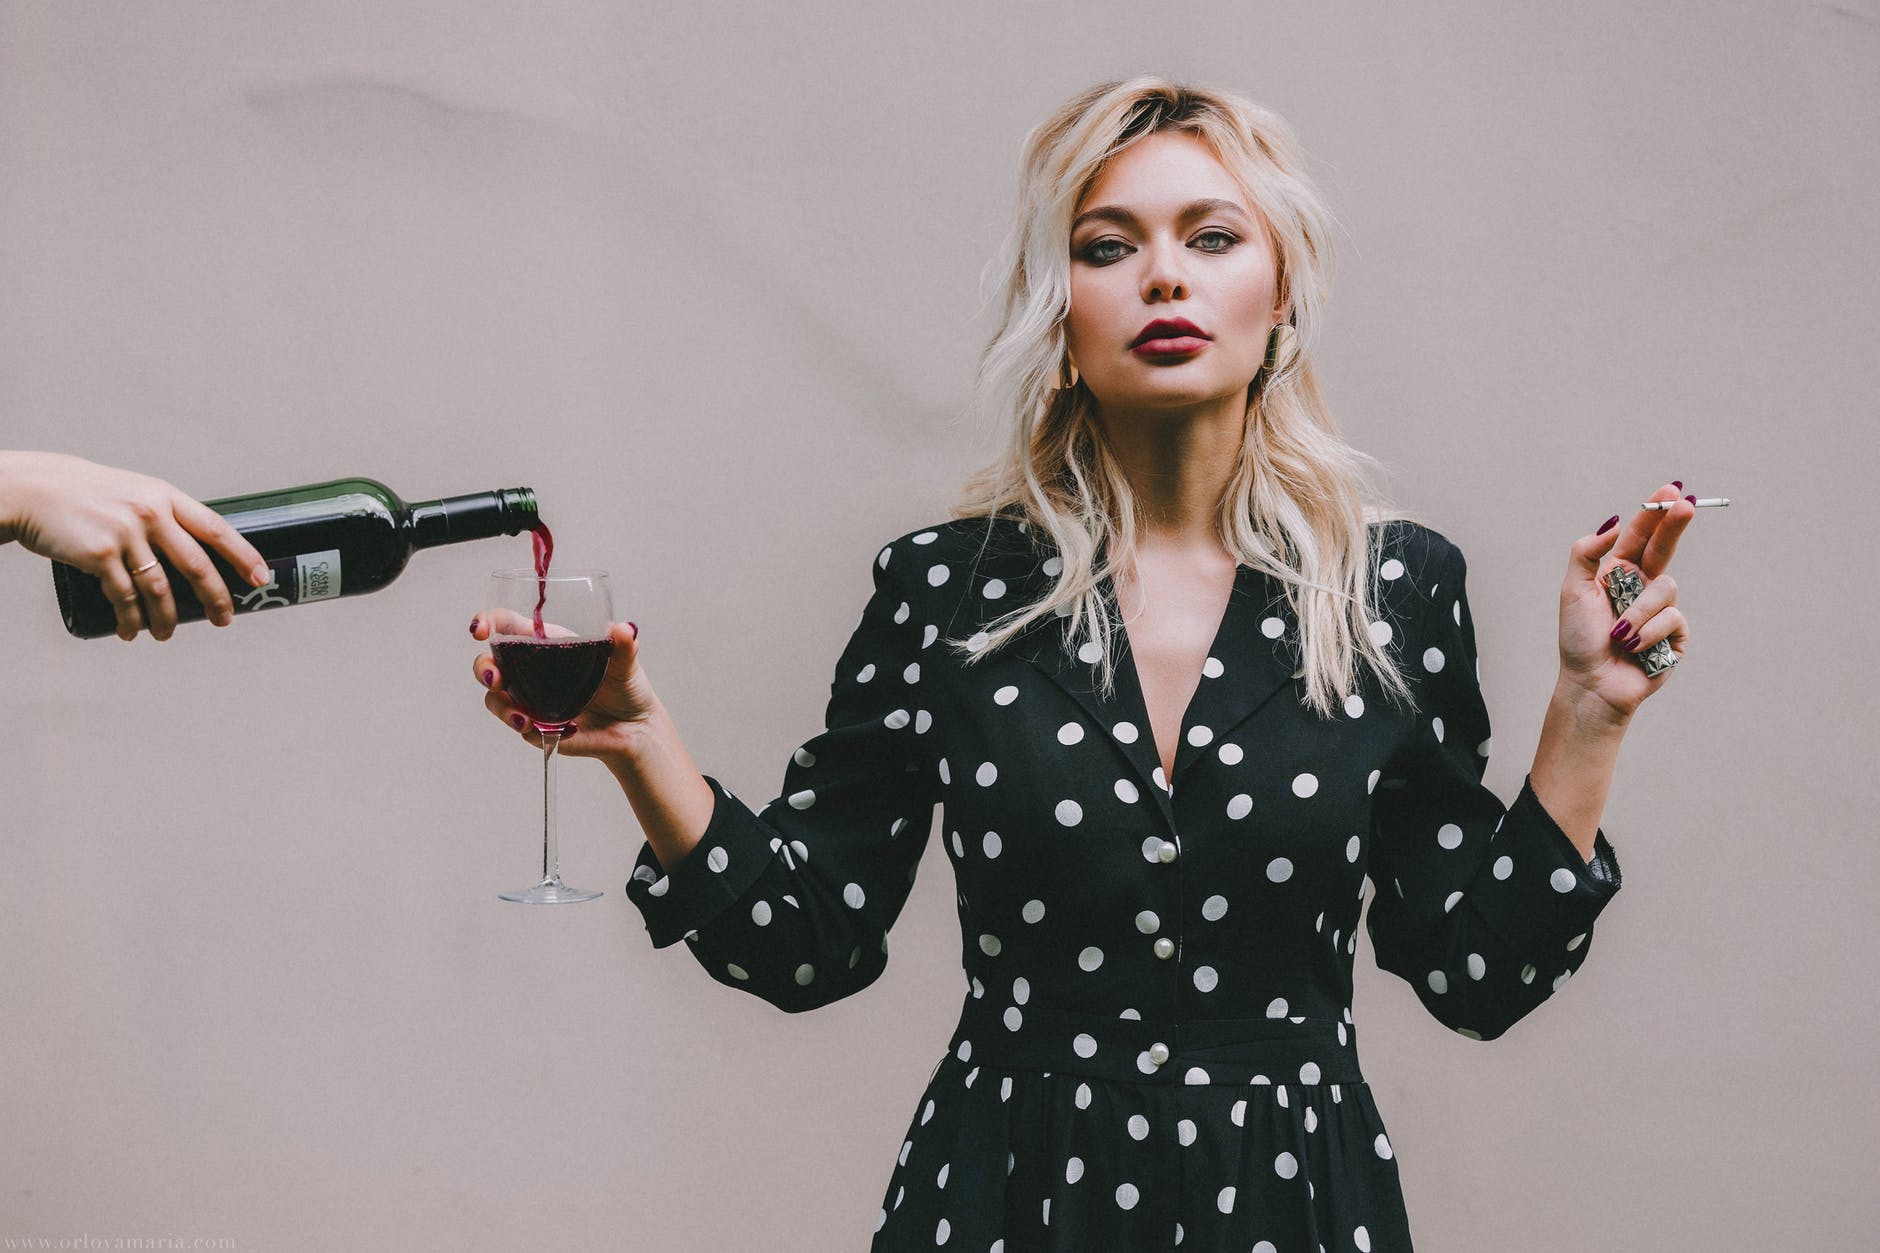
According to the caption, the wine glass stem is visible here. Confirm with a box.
[541,728,562,885]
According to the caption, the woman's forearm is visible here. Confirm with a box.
[1526,678,1632,863]
[596,690,717,874]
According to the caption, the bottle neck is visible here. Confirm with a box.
[410,487,539,550]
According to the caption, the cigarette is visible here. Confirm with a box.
[1641,497,1729,510]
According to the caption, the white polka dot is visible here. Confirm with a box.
[1443,890,1463,913]
[937,1162,951,1187]
[1379,558,1404,581]
[994,685,1019,705]
[1057,722,1084,745]
[794,964,815,985]
[1022,899,1046,923]
[1227,794,1253,820]
[1153,766,1170,793]
[976,761,998,787]
[1521,963,1537,984]
[1075,1083,1092,1109]
[1115,1183,1139,1210]
[857,663,876,684]
[937,759,949,784]
[1261,616,1285,639]
[726,963,748,981]
[1011,977,1030,1005]
[1266,858,1293,883]
[1042,556,1062,576]
[1254,1244,1277,1253]
[1437,823,1464,849]
[927,564,950,587]
[1073,1033,1098,1058]
[1136,910,1160,934]
[1293,772,1318,798]
[950,830,964,858]
[921,1099,934,1124]
[1427,970,1448,994]
[914,710,932,733]
[1201,655,1224,679]
[1113,721,1139,743]
[706,846,729,873]
[1202,895,1228,921]
[1375,1133,1393,1159]
[1003,1006,1023,1031]
[1178,1119,1197,1146]
[1368,620,1393,648]
[983,831,1002,858]
[979,934,1002,956]
[1456,1027,1483,1040]
[1305,1107,1319,1133]
[1367,769,1380,794]
[843,883,866,909]
[1128,1115,1150,1141]
[1423,646,1446,673]
[1217,1186,1236,1214]
[1217,742,1243,765]
[903,662,921,684]
[1078,947,1104,972]
[1193,966,1218,993]
[885,709,910,730]
[957,1040,972,1062]
[1266,997,1288,1018]
[1551,868,1578,893]
[1553,969,1573,991]
[1231,1099,1246,1126]
[1077,641,1102,664]
[1345,835,1361,863]
[788,788,816,810]
[751,900,772,926]
[1345,693,1366,718]
[1187,725,1213,747]
[1493,854,1514,880]
[1467,953,1486,980]
[1055,799,1083,826]
[1184,1067,1209,1085]
[1567,932,1586,951]
[1356,1225,1372,1252]
[1299,1061,1321,1084]
[1115,778,1140,803]
[982,578,1006,600]
[1066,1156,1084,1184]
[1432,715,1445,743]
[1275,1152,1299,1179]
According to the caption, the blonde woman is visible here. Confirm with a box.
[473,77,1691,1250]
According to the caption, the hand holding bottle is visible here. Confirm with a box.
[0,450,269,641]
[472,611,652,759]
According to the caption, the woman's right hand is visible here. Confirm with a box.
[469,613,656,759]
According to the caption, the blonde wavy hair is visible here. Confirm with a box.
[944,76,1429,720]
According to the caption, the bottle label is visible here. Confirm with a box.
[236,550,342,612]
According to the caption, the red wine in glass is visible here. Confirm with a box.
[486,565,613,904]
[491,636,613,728]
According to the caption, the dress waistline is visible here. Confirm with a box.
[944,998,1364,1088]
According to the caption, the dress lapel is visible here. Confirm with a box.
[1001,530,1301,834]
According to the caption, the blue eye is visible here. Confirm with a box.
[1082,239,1128,264]
[1193,230,1237,252]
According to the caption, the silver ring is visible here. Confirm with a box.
[128,559,161,576]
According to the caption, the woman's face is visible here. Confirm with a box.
[1065,131,1286,417]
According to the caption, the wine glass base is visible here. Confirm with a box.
[499,879,604,905]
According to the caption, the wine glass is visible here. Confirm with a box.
[486,568,614,904]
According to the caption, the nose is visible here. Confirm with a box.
[1139,238,1190,303]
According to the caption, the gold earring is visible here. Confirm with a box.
[1057,353,1081,391]
[1263,323,1297,374]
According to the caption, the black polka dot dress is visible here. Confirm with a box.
[627,517,1622,1252]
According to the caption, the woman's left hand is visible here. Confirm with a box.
[1557,480,1694,725]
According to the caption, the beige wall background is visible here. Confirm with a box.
[3,1,1875,1249]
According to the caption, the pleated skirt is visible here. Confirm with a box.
[869,1001,1415,1252]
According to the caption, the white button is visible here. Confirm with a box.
[1148,1042,1170,1065]
[1153,937,1176,960]
[1156,840,1177,864]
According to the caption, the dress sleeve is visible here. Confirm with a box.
[1364,537,1623,1040]
[623,542,941,1012]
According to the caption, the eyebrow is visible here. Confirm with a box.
[1071,197,1253,233]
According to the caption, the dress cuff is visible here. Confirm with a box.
[1467,774,1623,954]
[624,774,776,948]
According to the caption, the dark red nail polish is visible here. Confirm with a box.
[1625,633,1646,652]
[1609,620,1630,641]
[629,621,639,640]
[1671,481,1683,490]
[481,669,493,687]
[509,714,525,729]
[1596,515,1620,535]
[1684,494,1696,505]
[469,616,480,635]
